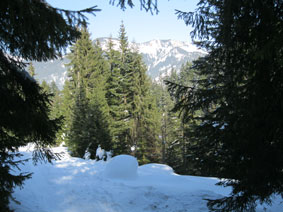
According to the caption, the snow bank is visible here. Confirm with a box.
[104,155,138,180]
[9,146,283,212]
[139,164,174,175]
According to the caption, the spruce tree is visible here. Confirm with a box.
[68,82,90,157]
[28,62,35,77]
[49,81,62,120]
[101,1,161,161]
[49,81,64,145]
[105,24,161,161]
[40,80,51,94]
[0,1,99,210]
[164,63,201,175]
[129,51,161,164]
[152,79,183,170]
[63,27,94,154]
[105,37,130,155]
[87,39,113,157]
[64,28,112,158]
[167,1,283,210]
[105,24,133,155]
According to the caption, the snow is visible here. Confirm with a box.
[95,145,112,161]
[96,145,104,159]
[10,146,283,212]
[83,148,91,160]
[105,155,138,180]
[139,164,174,176]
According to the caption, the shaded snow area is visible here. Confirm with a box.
[10,147,282,212]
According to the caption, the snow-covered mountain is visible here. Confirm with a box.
[137,39,205,78]
[33,38,205,89]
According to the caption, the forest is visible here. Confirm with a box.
[1,0,283,212]
[34,24,196,175]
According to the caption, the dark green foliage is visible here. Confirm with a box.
[63,25,160,162]
[0,0,100,61]
[104,37,130,155]
[64,28,112,159]
[109,0,158,13]
[68,84,90,157]
[49,82,63,120]
[0,54,61,211]
[0,0,99,210]
[153,63,200,175]
[40,81,65,145]
[104,24,161,162]
[168,0,283,211]
[105,24,135,155]
[129,51,161,164]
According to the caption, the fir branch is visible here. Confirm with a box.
[50,5,102,26]
[109,0,159,14]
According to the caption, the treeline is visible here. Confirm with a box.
[36,24,197,170]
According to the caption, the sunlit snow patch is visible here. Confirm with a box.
[139,163,175,176]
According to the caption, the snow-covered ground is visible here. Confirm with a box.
[10,146,282,212]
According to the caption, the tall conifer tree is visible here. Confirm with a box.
[105,24,161,161]
[105,23,133,155]
[164,63,201,174]
[105,37,129,154]
[129,51,161,164]
[168,1,283,210]
[0,1,100,210]
[64,28,112,158]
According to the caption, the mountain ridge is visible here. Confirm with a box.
[33,38,205,89]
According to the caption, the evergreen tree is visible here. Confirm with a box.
[111,0,158,13]
[63,28,94,153]
[0,0,157,209]
[49,81,62,120]
[117,22,133,153]
[40,80,51,94]
[49,81,64,145]
[167,1,283,210]
[87,39,113,157]
[0,1,99,210]
[28,62,35,77]
[105,37,130,155]
[152,79,183,170]
[40,80,63,123]
[129,51,161,164]
[64,28,112,158]
[60,80,74,143]
[105,24,133,155]
[68,82,90,157]
[164,63,201,175]
[105,24,161,162]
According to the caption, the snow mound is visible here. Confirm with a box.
[139,163,175,175]
[104,155,138,180]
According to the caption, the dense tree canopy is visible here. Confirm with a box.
[64,28,112,158]
[0,0,159,210]
[168,0,283,211]
[0,0,100,210]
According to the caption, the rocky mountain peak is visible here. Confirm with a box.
[32,38,205,89]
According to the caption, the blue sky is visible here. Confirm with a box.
[47,0,198,43]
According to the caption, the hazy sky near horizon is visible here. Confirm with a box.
[47,0,198,43]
